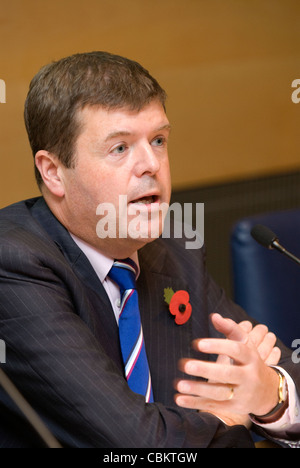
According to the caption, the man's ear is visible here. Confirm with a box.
[35,150,65,197]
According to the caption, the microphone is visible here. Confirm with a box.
[251,224,300,266]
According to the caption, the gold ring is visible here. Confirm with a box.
[228,387,234,400]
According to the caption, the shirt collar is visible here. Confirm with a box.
[69,233,140,283]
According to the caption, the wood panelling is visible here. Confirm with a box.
[1,0,300,207]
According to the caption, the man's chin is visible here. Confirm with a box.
[125,207,166,240]
[95,236,156,260]
[127,221,163,243]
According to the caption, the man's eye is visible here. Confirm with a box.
[112,144,127,154]
[152,137,165,147]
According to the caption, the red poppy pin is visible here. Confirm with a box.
[164,287,192,325]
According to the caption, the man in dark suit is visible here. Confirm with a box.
[0,51,299,448]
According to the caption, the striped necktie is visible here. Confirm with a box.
[108,258,154,403]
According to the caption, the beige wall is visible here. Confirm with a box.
[1,0,300,208]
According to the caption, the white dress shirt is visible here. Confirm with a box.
[70,233,139,323]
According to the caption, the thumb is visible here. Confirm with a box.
[210,313,249,344]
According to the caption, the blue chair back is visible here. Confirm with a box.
[231,208,300,348]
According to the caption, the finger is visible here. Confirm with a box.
[176,379,235,402]
[238,320,253,333]
[210,313,248,343]
[257,331,276,361]
[178,357,240,384]
[214,320,252,366]
[174,393,233,412]
[193,338,232,365]
[174,393,205,410]
[192,338,250,365]
[215,353,232,365]
[265,346,281,366]
[248,324,269,347]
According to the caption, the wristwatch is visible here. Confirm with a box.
[251,369,289,424]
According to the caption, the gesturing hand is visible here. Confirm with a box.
[174,313,281,427]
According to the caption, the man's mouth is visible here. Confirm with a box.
[129,195,159,205]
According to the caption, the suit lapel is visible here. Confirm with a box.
[30,198,122,366]
[30,198,110,304]
[137,241,194,405]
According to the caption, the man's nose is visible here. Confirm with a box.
[133,143,161,177]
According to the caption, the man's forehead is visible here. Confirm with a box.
[77,102,170,138]
[104,123,171,142]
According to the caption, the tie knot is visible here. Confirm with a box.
[108,258,138,294]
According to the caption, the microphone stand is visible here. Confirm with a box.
[272,240,300,266]
[0,367,62,448]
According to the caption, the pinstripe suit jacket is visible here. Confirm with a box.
[0,197,298,448]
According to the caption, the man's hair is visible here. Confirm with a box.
[24,51,167,187]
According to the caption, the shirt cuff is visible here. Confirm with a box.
[251,366,300,438]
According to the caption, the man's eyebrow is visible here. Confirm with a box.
[104,130,131,142]
[156,124,172,133]
[104,124,171,142]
